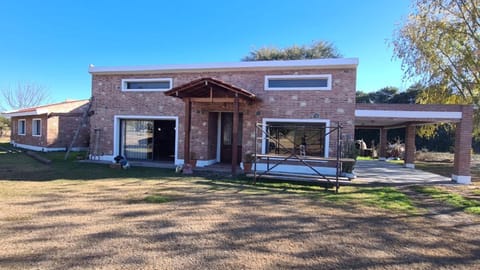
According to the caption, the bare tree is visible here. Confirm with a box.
[1,82,51,111]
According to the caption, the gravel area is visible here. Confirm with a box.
[1,179,480,269]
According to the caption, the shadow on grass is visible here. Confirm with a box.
[413,186,480,215]
[193,178,419,214]
[0,148,180,181]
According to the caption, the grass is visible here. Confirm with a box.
[356,156,374,161]
[199,179,419,214]
[413,186,480,215]
[9,143,480,215]
[144,194,172,203]
[0,143,178,181]
[322,186,419,213]
[0,144,420,214]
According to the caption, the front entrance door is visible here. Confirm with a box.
[220,112,242,164]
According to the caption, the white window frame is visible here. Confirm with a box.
[32,118,42,137]
[261,118,330,158]
[264,74,332,91]
[18,119,26,136]
[121,78,173,92]
[113,115,179,164]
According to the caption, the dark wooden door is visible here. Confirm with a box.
[220,112,242,164]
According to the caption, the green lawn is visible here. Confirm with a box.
[413,186,480,214]
[1,143,479,216]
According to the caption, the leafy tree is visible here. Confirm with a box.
[242,40,341,61]
[356,86,414,104]
[390,83,423,104]
[392,0,480,135]
[356,91,371,103]
[1,82,51,111]
[0,116,10,137]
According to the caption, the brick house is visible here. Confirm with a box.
[2,100,90,152]
[88,58,474,183]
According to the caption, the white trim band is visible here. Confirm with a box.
[355,110,462,119]
[452,174,471,184]
[3,109,49,117]
[89,58,359,74]
[404,163,415,169]
[11,143,86,152]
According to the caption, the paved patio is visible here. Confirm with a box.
[352,160,453,185]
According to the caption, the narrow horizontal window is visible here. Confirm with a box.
[122,78,172,91]
[265,74,332,91]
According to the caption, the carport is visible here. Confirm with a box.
[355,104,473,184]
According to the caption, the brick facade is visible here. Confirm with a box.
[89,64,357,162]
[8,100,90,151]
[453,105,473,182]
[89,59,474,182]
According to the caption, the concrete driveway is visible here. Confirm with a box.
[352,160,453,185]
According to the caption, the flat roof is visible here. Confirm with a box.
[354,104,470,128]
[2,99,89,118]
[88,58,359,75]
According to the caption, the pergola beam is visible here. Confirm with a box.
[232,95,239,175]
[183,98,192,173]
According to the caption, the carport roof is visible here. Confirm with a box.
[355,104,468,129]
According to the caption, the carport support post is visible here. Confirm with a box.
[452,105,473,184]
[404,124,415,168]
[379,128,387,161]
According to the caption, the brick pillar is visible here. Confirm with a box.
[453,105,473,184]
[404,125,415,168]
[379,128,387,161]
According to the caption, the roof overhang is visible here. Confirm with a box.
[164,77,256,103]
[89,58,359,75]
[355,104,467,129]
[2,108,49,118]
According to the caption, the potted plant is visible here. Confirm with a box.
[243,152,255,173]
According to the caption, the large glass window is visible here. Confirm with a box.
[121,120,153,160]
[266,122,326,157]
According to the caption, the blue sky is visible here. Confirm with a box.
[0,0,412,104]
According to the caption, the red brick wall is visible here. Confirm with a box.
[11,115,48,148]
[10,102,90,150]
[453,105,473,176]
[90,67,357,160]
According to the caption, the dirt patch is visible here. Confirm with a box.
[1,179,479,270]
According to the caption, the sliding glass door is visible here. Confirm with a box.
[121,120,153,160]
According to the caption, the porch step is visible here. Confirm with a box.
[247,171,351,182]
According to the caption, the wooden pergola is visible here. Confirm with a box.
[164,77,256,175]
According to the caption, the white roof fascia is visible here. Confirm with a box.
[2,108,49,118]
[89,58,359,75]
[355,110,462,119]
